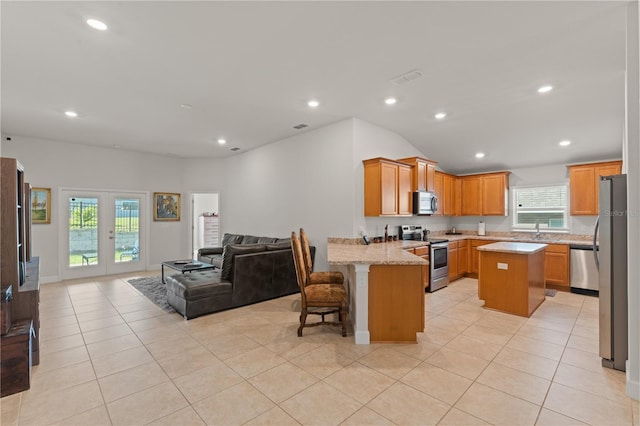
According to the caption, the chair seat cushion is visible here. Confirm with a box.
[304,283,347,303]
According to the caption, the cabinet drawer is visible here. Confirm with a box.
[448,241,458,249]
[414,246,429,256]
[457,239,468,248]
[545,244,569,254]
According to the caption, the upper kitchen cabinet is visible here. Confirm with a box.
[364,158,413,216]
[568,160,622,215]
[434,171,457,216]
[397,156,437,192]
[460,172,510,216]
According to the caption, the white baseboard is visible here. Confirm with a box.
[627,362,640,400]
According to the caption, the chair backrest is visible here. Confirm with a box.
[290,232,308,304]
[300,228,314,277]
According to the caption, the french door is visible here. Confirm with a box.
[60,190,146,280]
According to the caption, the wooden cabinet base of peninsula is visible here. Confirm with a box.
[368,265,424,343]
[478,250,545,317]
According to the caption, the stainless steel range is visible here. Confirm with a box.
[400,225,449,292]
[427,239,449,292]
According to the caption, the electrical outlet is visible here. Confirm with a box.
[497,262,508,270]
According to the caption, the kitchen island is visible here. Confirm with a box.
[327,240,428,344]
[477,242,547,317]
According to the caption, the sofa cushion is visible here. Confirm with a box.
[165,270,230,299]
[265,241,291,251]
[275,238,290,244]
[257,236,279,243]
[221,233,244,247]
[221,243,267,281]
[241,235,260,244]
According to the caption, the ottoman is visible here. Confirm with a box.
[165,270,232,319]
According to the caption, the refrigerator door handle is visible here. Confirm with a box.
[593,216,600,270]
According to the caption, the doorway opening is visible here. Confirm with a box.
[191,193,220,258]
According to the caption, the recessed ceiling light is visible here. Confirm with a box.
[180,104,193,109]
[384,97,397,105]
[217,138,226,145]
[307,100,319,108]
[434,112,447,120]
[559,140,571,147]
[86,19,108,31]
[113,144,121,149]
[537,85,553,94]
[475,152,485,159]
[65,111,78,118]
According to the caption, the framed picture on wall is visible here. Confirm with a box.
[31,187,51,224]
[154,192,181,221]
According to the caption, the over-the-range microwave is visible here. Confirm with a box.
[413,191,438,215]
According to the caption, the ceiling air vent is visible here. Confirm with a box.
[390,69,424,85]
[229,147,240,151]
[293,123,308,130]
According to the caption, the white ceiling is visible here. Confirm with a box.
[1,1,629,174]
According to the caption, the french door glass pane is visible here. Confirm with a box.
[114,198,140,263]
[69,197,99,267]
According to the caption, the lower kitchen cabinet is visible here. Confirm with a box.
[448,239,470,282]
[469,239,497,276]
[545,244,570,289]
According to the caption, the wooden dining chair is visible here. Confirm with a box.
[291,231,347,337]
[299,228,344,284]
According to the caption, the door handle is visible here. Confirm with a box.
[593,216,599,270]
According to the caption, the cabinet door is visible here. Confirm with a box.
[458,240,469,275]
[461,176,482,215]
[433,172,444,215]
[453,176,462,216]
[426,163,436,192]
[544,244,570,287]
[570,166,596,215]
[482,174,508,215]
[470,240,496,274]
[398,165,413,215]
[448,245,458,281]
[443,174,454,216]
[594,163,622,214]
[416,161,427,191]
[380,162,399,215]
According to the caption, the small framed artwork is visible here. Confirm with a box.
[31,187,51,224]
[154,192,181,221]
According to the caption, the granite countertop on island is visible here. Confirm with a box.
[327,240,428,265]
[477,241,547,254]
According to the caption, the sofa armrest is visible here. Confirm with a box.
[198,247,223,256]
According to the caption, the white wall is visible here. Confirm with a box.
[184,119,356,270]
[0,136,192,281]
[352,118,451,238]
[624,0,639,400]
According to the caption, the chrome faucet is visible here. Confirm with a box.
[535,221,541,240]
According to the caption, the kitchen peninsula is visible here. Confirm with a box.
[327,239,428,344]
[477,241,547,317]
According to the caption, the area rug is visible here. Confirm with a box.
[127,276,175,313]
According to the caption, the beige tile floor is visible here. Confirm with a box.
[1,273,638,426]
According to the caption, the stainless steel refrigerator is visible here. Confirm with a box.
[594,174,628,371]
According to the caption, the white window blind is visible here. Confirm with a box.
[512,185,568,231]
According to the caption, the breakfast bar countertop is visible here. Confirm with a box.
[476,241,548,254]
[327,241,428,265]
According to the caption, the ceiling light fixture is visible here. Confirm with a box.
[86,19,108,31]
[180,104,193,109]
[434,112,447,120]
[537,85,553,94]
[475,152,485,159]
[65,111,78,118]
[307,100,319,108]
[385,97,397,105]
[217,138,226,145]
[559,140,571,147]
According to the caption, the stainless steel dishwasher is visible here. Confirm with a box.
[570,244,599,295]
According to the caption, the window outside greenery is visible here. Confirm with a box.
[512,185,569,231]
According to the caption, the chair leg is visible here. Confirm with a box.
[340,306,347,337]
[298,310,307,337]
